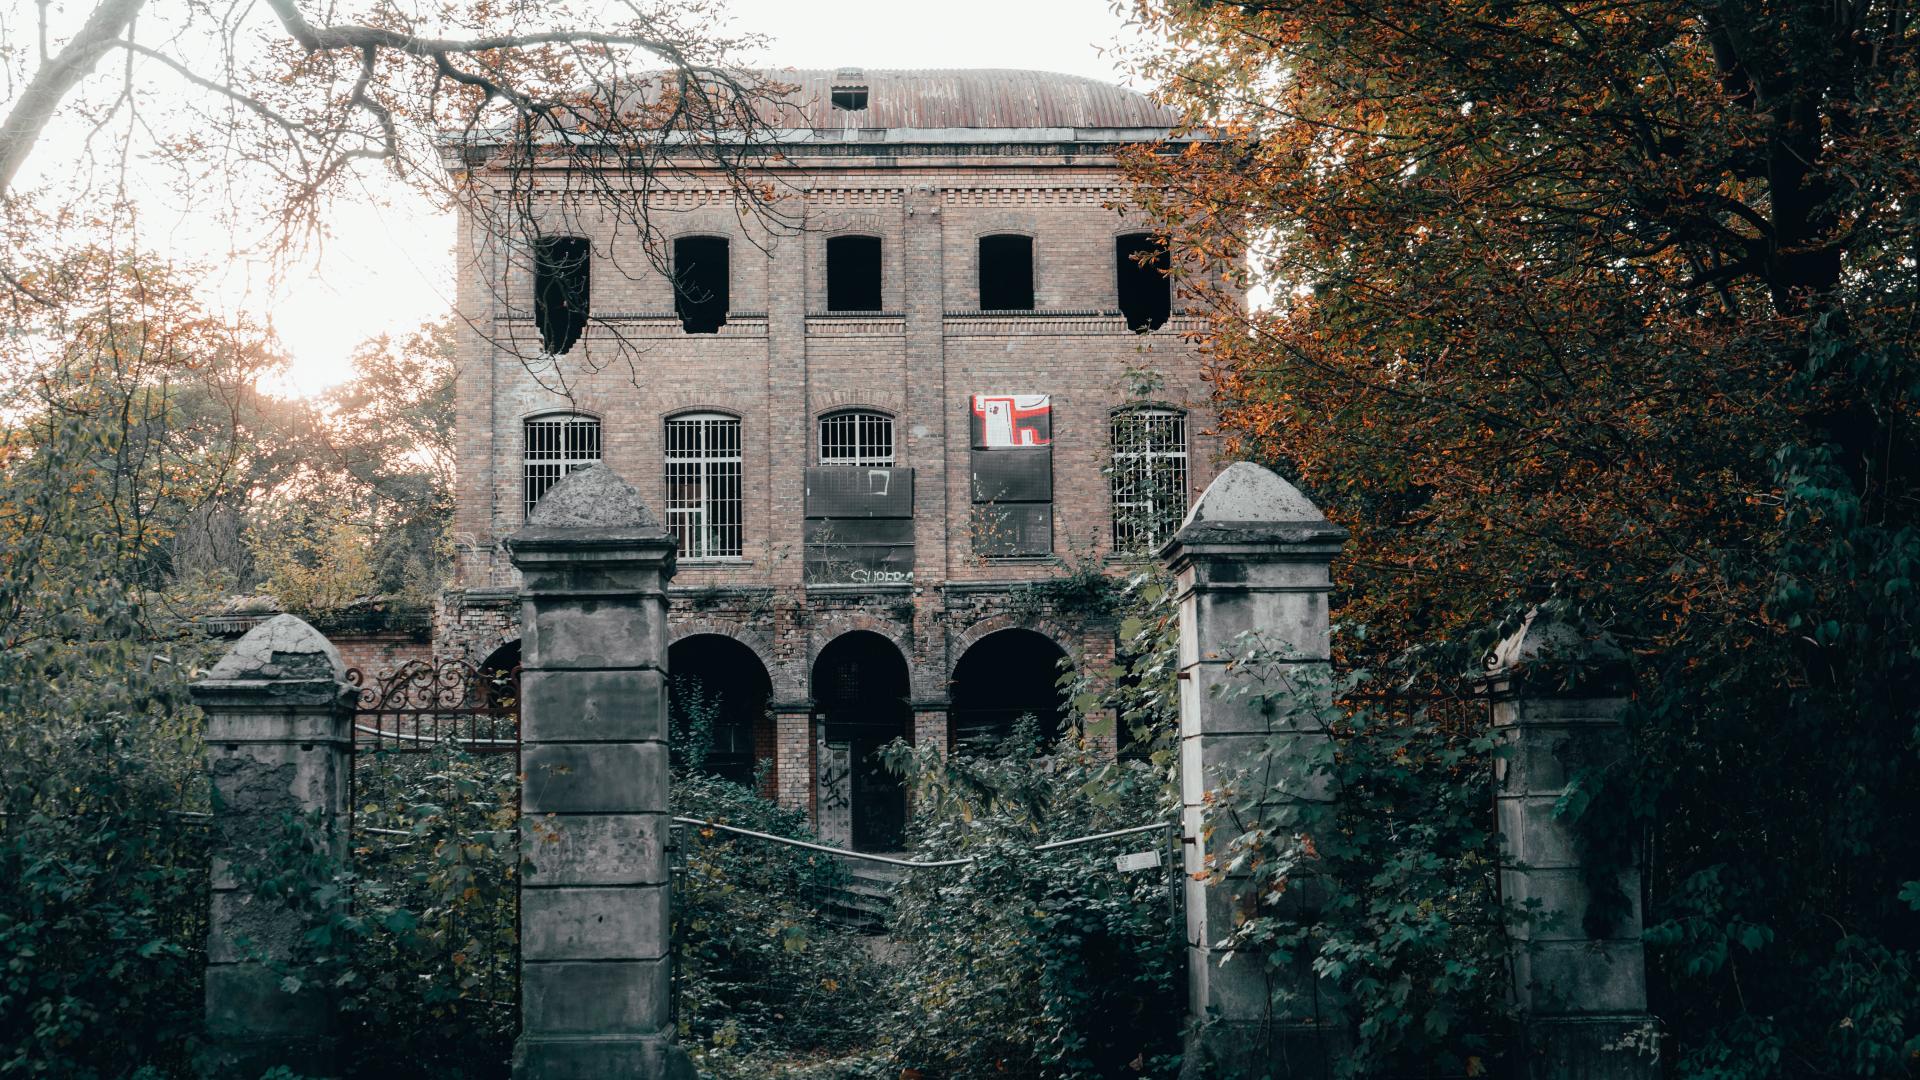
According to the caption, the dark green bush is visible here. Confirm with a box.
[0,706,210,1078]
[879,722,1184,1080]
[671,767,892,1076]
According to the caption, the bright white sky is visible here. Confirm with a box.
[18,0,1147,397]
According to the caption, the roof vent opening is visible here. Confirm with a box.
[831,73,869,112]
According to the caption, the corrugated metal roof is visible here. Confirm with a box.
[762,68,1177,130]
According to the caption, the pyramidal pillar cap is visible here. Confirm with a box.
[506,463,675,565]
[1161,461,1347,555]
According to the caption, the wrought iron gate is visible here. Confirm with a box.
[346,658,523,1059]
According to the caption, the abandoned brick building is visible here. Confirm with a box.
[440,68,1219,850]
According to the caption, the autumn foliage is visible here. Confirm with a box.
[1126,0,1920,1072]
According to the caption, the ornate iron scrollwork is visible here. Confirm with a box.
[347,658,520,753]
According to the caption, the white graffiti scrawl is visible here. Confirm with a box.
[971,393,1052,448]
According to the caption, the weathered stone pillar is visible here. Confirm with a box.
[1160,462,1347,1076]
[505,465,690,1080]
[1482,611,1657,1078]
[191,614,356,1077]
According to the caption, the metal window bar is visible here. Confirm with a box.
[1110,409,1188,553]
[524,415,602,517]
[818,410,895,466]
[664,414,744,558]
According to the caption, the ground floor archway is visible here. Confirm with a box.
[812,630,910,851]
[669,633,773,788]
[949,628,1070,753]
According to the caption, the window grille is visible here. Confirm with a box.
[1110,408,1188,553]
[524,414,601,517]
[819,410,895,466]
[665,413,744,559]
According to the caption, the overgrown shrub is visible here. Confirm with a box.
[1197,633,1510,1078]
[0,703,210,1078]
[671,768,891,1075]
[879,722,1183,1080]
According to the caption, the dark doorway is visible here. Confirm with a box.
[826,235,883,311]
[978,234,1035,311]
[950,629,1070,753]
[669,634,772,787]
[673,235,730,334]
[1115,232,1171,332]
[533,236,590,353]
[812,631,910,851]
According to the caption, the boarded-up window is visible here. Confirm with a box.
[533,236,590,354]
[969,393,1052,557]
[820,409,894,466]
[1115,233,1171,332]
[524,414,601,517]
[978,234,1035,311]
[673,236,730,334]
[826,235,883,311]
[665,413,743,558]
[1110,407,1188,552]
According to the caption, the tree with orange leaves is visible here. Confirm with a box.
[1125,0,1920,1073]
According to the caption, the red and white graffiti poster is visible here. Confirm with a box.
[970,394,1051,448]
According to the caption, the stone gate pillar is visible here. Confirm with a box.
[191,614,356,1077]
[1481,611,1657,1078]
[505,465,690,1080]
[1160,462,1347,1076]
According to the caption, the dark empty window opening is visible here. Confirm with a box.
[1116,233,1171,332]
[826,235,883,311]
[533,236,590,354]
[673,235,730,334]
[831,85,868,111]
[979,234,1035,311]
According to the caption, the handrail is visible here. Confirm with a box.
[353,723,518,747]
[670,816,1169,869]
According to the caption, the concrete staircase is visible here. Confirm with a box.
[820,857,908,933]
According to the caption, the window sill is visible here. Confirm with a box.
[679,558,753,569]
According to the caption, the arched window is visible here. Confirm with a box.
[1109,407,1188,552]
[664,412,743,559]
[524,413,601,517]
[819,409,894,466]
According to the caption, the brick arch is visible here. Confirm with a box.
[670,619,778,683]
[810,389,906,416]
[660,397,747,418]
[457,628,521,667]
[808,613,912,669]
[948,614,1075,683]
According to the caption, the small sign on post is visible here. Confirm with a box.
[1114,850,1163,873]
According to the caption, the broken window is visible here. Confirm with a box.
[524,413,601,517]
[819,409,894,465]
[533,236,590,354]
[1115,232,1171,332]
[831,85,869,111]
[826,235,883,311]
[673,235,730,334]
[978,234,1035,311]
